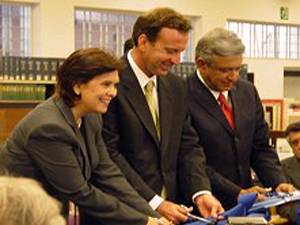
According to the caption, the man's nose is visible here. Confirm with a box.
[108,85,117,98]
[170,52,181,65]
[228,69,239,81]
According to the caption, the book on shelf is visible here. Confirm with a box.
[19,57,28,81]
[261,99,283,131]
[49,59,59,81]
[0,56,66,102]
[2,56,9,80]
[33,57,43,81]
[0,84,46,101]
[0,57,3,80]
[261,98,300,131]
[14,57,21,80]
[27,57,35,81]
[170,62,196,78]
[169,63,251,82]
[282,98,300,130]
[0,56,64,82]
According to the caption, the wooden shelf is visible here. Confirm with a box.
[0,80,56,84]
[269,130,285,148]
[0,107,35,144]
[0,100,43,105]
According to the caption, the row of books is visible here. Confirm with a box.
[261,99,283,130]
[261,98,300,131]
[170,63,250,81]
[0,84,46,101]
[0,57,249,83]
[170,62,196,78]
[0,56,65,82]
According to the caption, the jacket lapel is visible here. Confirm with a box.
[121,58,160,146]
[189,73,235,136]
[54,98,91,179]
[229,85,239,133]
[158,76,172,154]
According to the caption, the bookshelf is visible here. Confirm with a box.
[170,63,252,82]
[0,56,62,144]
[261,99,283,131]
[261,98,300,160]
[0,103,37,143]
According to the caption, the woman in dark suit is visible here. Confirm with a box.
[0,48,170,225]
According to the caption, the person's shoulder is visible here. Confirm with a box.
[165,72,187,84]
[159,73,188,94]
[235,78,255,89]
[234,79,259,99]
[17,98,58,125]
[281,156,297,167]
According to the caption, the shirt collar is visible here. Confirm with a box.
[127,50,157,90]
[196,69,229,100]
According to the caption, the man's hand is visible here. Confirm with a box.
[275,183,297,193]
[156,200,192,224]
[195,194,224,217]
[239,186,269,201]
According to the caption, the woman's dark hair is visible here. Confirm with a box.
[54,48,123,107]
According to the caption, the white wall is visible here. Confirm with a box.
[3,0,300,98]
[284,76,300,100]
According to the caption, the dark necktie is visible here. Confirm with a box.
[218,93,234,129]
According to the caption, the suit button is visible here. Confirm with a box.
[235,137,239,143]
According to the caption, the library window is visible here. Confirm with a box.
[227,20,300,59]
[0,4,31,56]
[74,9,195,62]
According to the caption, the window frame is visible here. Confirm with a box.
[0,3,31,57]
[227,19,300,59]
[74,8,196,62]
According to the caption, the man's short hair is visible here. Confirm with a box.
[132,7,192,46]
[285,121,300,138]
[195,27,245,66]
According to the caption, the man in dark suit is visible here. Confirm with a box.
[281,121,300,189]
[186,27,295,210]
[277,121,300,223]
[102,7,224,224]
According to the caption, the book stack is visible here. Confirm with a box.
[261,99,283,131]
[170,63,251,82]
[170,62,196,78]
[0,56,65,101]
[282,98,300,130]
[0,56,65,82]
[0,84,46,101]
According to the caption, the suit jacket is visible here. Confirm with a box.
[102,56,210,204]
[187,73,286,209]
[0,97,159,225]
[281,156,300,189]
